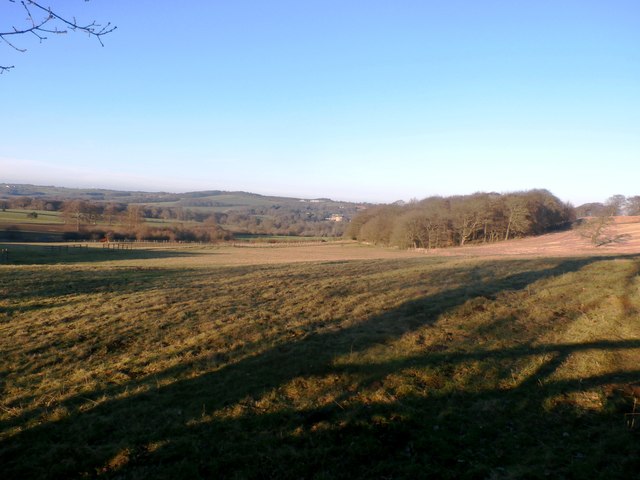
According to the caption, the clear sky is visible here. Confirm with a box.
[1,0,638,204]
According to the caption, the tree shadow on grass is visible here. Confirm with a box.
[0,243,205,265]
[0,266,195,301]
[1,255,639,479]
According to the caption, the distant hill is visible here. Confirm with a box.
[0,183,363,211]
[0,183,367,240]
[1,183,178,202]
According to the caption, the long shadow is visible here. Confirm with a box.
[0,243,204,265]
[126,366,640,479]
[340,339,640,378]
[1,255,639,478]
[0,299,87,317]
[0,266,196,301]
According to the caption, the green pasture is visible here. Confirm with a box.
[0,209,64,224]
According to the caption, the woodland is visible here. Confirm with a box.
[347,190,577,248]
[346,191,640,249]
[2,185,639,247]
[0,187,355,241]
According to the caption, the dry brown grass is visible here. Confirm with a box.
[1,240,639,479]
[424,216,640,258]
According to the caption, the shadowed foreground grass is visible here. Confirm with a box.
[1,248,639,479]
[0,243,203,265]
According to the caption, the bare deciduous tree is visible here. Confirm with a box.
[626,196,640,216]
[62,199,88,232]
[1,0,116,72]
[349,191,575,249]
[605,194,627,216]
[503,196,530,241]
[577,204,630,247]
[125,204,143,230]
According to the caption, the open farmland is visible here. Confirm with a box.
[1,236,640,478]
[429,216,640,257]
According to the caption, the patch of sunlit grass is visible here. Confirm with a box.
[1,247,639,478]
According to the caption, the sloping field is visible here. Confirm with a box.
[1,226,640,478]
[432,218,640,258]
[5,218,639,269]
[0,241,425,268]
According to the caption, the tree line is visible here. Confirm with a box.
[5,190,637,247]
[0,197,346,240]
[574,194,640,217]
[347,190,575,249]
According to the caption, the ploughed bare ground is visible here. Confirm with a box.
[428,216,640,257]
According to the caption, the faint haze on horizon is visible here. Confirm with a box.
[1,1,638,206]
[0,169,629,207]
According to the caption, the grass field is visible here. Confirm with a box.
[1,241,639,479]
[0,210,65,225]
[232,234,341,243]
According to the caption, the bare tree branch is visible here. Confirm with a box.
[1,0,116,72]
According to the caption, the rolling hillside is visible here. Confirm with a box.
[0,183,366,239]
[0,183,364,211]
[427,217,640,257]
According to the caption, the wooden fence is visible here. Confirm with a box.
[101,242,133,250]
[45,244,89,253]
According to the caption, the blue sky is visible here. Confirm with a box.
[1,0,638,204]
